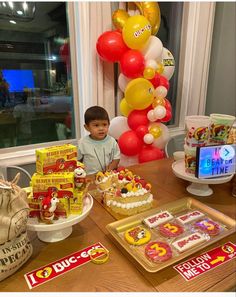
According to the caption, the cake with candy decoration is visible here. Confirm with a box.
[95,168,153,216]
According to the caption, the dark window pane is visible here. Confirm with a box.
[0,2,75,148]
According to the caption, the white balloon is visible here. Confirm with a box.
[162,47,175,80]
[145,59,158,70]
[141,36,163,61]
[152,123,170,149]
[119,153,139,167]
[118,73,131,93]
[154,106,167,119]
[108,116,129,140]
[143,133,154,144]
[147,110,157,122]
[154,86,168,98]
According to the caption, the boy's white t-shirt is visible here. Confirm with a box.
[78,135,120,174]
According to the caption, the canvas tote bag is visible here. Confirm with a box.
[0,173,33,281]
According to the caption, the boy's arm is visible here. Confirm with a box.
[106,159,120,171]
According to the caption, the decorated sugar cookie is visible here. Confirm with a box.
[145,241,172,262]
[194,218,221,236]
[124,226,151,246]
[159,222,184,238]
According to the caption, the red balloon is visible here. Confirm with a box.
[164,98,172,112]
[120,50,145,78]
[149,73,161,88]
[135,125,149,138]
[96,31,129,62]
[138,145,164,163]
[161,110,172,122]
[159,75,170,90]
[127,109,149,130]
[118,130,143,156]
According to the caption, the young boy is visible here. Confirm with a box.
[78,106,120,174]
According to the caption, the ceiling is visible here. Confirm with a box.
[0,2,65,33]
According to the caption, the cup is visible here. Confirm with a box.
[184,144,197,175]
[185,115,210,147]
[208,114,236,145]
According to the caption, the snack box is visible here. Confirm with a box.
[106,197,236,272]
[36,144,78,175]
[31,172,74,200]
[69,190,84,215]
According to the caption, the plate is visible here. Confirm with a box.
[27,193,93,232]
[106,197,236,272]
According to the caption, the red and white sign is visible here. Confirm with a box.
[24,242,107,289]
[174,241,236,281]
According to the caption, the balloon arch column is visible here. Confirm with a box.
[96,2,175,166]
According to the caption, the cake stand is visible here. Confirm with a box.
[27,194,93,243]
[172,159,234,196]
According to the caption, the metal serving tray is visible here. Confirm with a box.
[106,197,236,273]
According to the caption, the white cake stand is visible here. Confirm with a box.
[27,194,93,242]
[172,159,234,197]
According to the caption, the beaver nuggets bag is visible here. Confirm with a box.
[0,174,33,281]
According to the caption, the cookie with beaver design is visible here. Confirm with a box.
[124,226,151,246]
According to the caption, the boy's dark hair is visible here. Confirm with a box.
[84,106,110,125]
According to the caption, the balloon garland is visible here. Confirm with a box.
[96,2,175,164]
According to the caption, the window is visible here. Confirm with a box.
[0,2,76,149]
[0,2,215,167]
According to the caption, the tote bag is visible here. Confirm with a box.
[0,173,33,281]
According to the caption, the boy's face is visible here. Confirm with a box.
[85,119,109,140]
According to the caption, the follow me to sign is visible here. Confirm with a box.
[174,242,236,281]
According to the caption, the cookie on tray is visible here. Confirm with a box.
[194,218,221,236]
[124,226,151,246]
[145,241,172,262]
[158,221,184,238]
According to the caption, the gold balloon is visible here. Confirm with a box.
[120,97,133,117]
[135,2,161,35]
[112,9,130,31]
[152,97,165,108]
[149,124,162,138]
[156,62,164,74]
[143,67,155,80]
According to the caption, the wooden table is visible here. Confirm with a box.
[1,158,235,292]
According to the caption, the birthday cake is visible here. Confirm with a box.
[95,168,153,216]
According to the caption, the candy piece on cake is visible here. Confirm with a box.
[172,232,206,252]
[103,180,153,216]
[159,222,184,238]
[95,171,115,191]
[143,211,173,228]
[176,210,204,224]
[145,241,172,262]
[124,226,151,246]
[194,218,221,236]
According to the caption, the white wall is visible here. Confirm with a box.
[206,2,236,116]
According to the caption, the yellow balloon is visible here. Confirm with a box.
[122,15,151,50]
[112,9,130,31]
[143,67,155,79]
[149,123,162,138]
[125,78,154,110]
[120,98,133,117]
[156,62,164,74]
[135,2,161,35]
[152,97,165,108]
